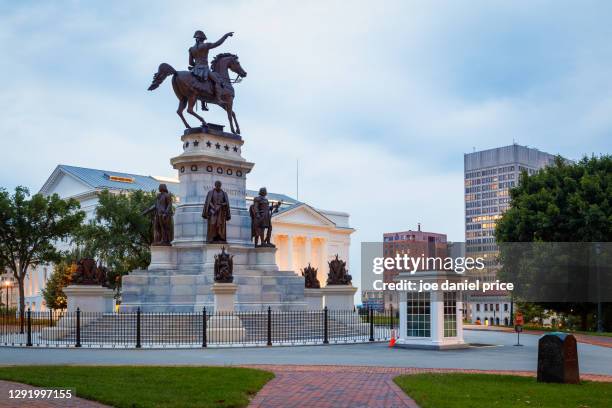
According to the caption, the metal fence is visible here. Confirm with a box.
[0,307,397,348]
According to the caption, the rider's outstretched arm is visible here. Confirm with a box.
[209,32,233,48]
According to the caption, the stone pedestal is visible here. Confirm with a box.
[304,288,324,310]
[149,245,177,271]
[321,285,357,310]
[121,127,308,312]
[64,285,115,313]
[212,283,238,312]
[170,127,254,246]
[207,282,245,342]
[395,270,467,350]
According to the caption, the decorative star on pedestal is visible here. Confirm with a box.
[215,142,221,149]
[206,141,212,148]
[233,146,238,152]
[224,144,230,151]
[193,140,199,147]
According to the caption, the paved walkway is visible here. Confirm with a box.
[465,325,612,348]
[0,380,109,408]
[2,331,611,375]
[247,365,418,408]
[245,365,612,408]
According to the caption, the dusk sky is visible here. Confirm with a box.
[1,1,611,283]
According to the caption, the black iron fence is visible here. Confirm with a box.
[0,306,398,348]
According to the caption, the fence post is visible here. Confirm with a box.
[266,306,272,346]
[323,306,329,344]
[202,307,207,348]
[26,308,32,347]
[75,308,81,348]
[369,307,374,342]
[390,304,394,331]
[136,307,141,348]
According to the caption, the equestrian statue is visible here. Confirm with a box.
[147,30,247,134]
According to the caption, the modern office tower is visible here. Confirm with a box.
[464,144,557,324]
[464,144,557,266]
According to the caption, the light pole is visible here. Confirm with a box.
[7,281,11,310]
[3,280,11,312]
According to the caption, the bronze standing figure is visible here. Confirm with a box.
[147,30,247,134]
[143,184,174,246]
[203,181,231,243]
[249,187,280,247]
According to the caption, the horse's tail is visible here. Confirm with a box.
[147,63,176,91]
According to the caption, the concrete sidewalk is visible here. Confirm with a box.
[1,331,611,375]
[465,325,612,348]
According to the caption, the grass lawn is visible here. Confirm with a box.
[0,366,274,408]
[394,373,612,408]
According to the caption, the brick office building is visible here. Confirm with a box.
[382,224,448,309]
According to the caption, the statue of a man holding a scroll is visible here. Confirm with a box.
[202,181,231,243]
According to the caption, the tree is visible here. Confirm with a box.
[496,155,612,330]
[0,186,84,330]
[42,261,75,310]
[76,189,156,288]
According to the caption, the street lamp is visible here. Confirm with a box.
[3,280,12,312]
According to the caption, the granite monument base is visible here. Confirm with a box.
[321,285,357,310]
[212,282,238,312]
[304,288,324,310]
[64,285,115,313]
[121,244,307,312]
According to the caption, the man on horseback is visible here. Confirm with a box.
[189,30,233,108]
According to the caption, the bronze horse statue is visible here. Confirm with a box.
[147,53,247,134]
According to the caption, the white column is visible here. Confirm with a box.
[320,238,328,285]
[287,235,294,272]
[272,234,282,268]
[456,298,464,342]
[321,238,328,266]
[430,291,444,345]
[305,236,312,266]
[399,291,407,339]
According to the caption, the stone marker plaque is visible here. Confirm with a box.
[537,333,579,384]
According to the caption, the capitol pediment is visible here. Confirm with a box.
[273,204,336,228]
[40,167,93,198]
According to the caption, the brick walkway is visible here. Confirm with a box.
[0,381,109,408]
[245,365,612,408]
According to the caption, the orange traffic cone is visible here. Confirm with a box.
[389,329,397,347]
